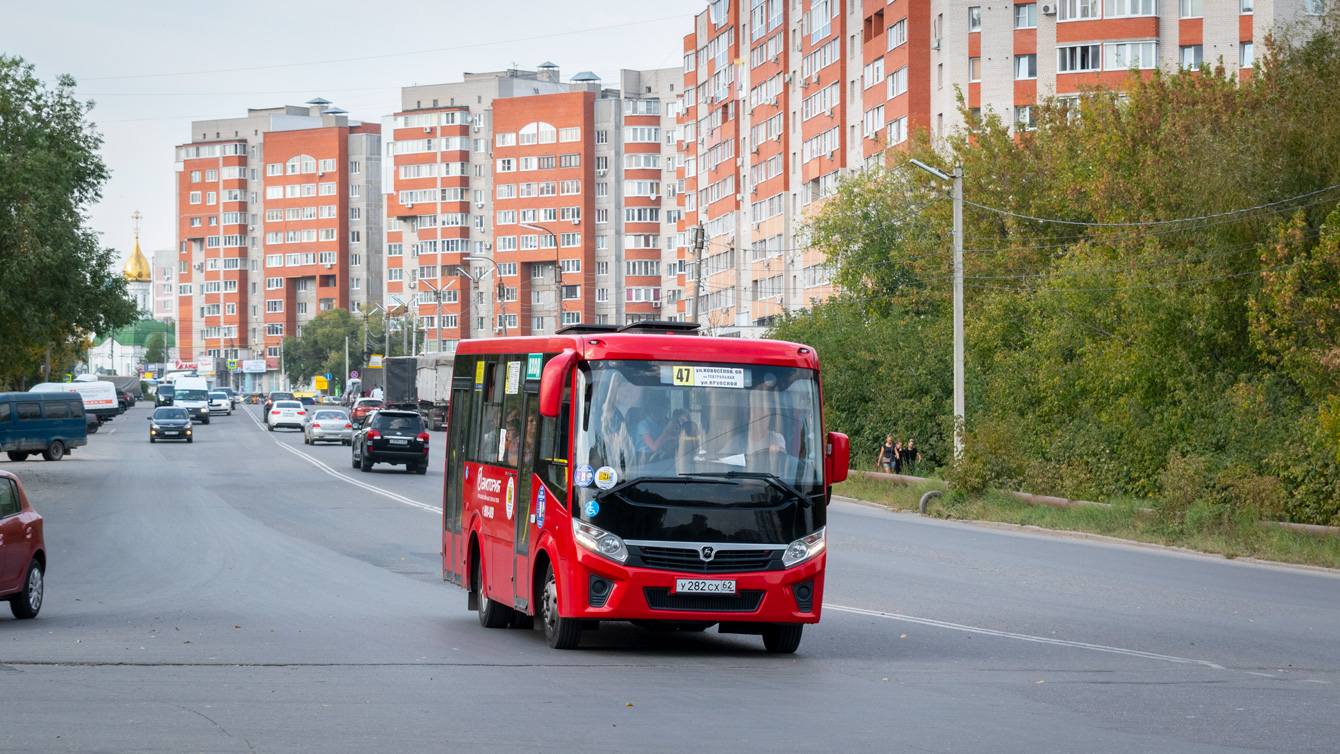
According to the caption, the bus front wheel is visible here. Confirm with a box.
[541,564,582,649]
[476,558,512,629]
[762,624,804,654]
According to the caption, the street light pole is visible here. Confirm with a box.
[910,159,965,458]
[465,255,507,336]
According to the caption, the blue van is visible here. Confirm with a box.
[0,392,89,462]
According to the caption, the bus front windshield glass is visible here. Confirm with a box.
[575,360,823,500]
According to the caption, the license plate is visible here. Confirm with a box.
[674,579,736,595]
[390,438,408,445]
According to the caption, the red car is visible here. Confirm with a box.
[0,470,44,619]
[350,398,384,424]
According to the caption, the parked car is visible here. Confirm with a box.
[117,390,135,412]
[350,398,384,425]
[267,400,306,431]
[155,383,175,406]
[173,377,212,424]
[320,396,342,405]
[207,390,233,416]
[0,392,88,462]
[148,407,192,443]
[304,408,353,445]
[298,396,316,406]
[264,391,294,413]
[0,471,45,619]
[352,409,429,474]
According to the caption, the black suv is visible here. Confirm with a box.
[154,384,175,406]
[264,391,294,413]
[352,410,429,474]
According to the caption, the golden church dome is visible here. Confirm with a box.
[124,238,150,282]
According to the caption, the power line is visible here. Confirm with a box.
[80,16,686,81]
[960,183,1340,228]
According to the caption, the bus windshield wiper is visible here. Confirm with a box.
[690,471,814,507]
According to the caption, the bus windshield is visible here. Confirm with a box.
[575,360,823,502]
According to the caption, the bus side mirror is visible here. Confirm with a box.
[826,432,849,484]
[539,350,577,418]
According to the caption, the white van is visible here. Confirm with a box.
[171,376,212,424]
[30,381,119,424]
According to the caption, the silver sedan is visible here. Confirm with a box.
[304,409,353,445]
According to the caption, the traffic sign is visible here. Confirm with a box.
[369,354,384,368]
[314,376,328,390]
[324,372,333,380]
[350,370,359,379]
[226,359,239,371]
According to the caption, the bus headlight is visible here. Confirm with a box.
[573,520,628,563]
[782,527,826,568]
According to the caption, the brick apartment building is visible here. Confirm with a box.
[382,64,683,349]
[174,101,381,388]
[675,0,1324,336]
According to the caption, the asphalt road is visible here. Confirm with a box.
[0,402,1337,752]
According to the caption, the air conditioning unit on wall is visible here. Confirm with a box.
[1040,3,1057,13]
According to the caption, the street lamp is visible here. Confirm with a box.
[519,223,565,331]
[416,278,457,354]
[464,255,508,337]
[910,158,965,458]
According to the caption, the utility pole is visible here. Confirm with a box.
[690,223,705,324]
[910,159,965,458]
[951,164,964,458]
[344,334,349,398]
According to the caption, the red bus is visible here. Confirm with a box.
[440,322,849,652]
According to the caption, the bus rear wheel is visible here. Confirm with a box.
[762,624,804,654]
[541,564,582,649]
[476,558,512,629]
[42,441,65,462]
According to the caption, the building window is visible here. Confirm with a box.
[968,6,981,30]
[887,116,908,144]
[1240,42,1255,67]
[190,170,201,183]
[1180,0,1202,17]
[350,231,362,244]
[1106,41,1158,69]
[1059,0,1099,20]
[349,184,360,198]
[969,57,981,82]
[1058,44,1101,72]
[189,191,201,204]
[887,18,907,49]
[1015,106,1035,131]
[1015,3,1037,28]
[1179,44,1203,67]
[1015,54,1037,79]
[1105,0,1156,16]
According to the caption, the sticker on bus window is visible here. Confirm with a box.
[584,500,600,517]
[506,477,516,520]
[474,361,485,389]
[535,483,546,528]
[505,361,522,395]
[595,466,618,490]
[672,365,745,389]
[526,353,543,380]
[574,464,595,487]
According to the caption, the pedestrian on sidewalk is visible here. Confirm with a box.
[892,440,904,474]
[903,438,922,476]
[878,435,897,472]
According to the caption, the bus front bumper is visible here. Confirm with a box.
[563,550,825,625]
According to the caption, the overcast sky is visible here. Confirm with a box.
[5,0,704,269]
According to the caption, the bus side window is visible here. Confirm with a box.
[476,359,502,462]
[537,383,571,504]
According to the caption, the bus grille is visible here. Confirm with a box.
[643,588,765,613]
[637,546,777,574]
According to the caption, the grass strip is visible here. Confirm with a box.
[834,478,1340,570]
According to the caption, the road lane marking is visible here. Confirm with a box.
[244,405,442,514]
[825,604,1226,670]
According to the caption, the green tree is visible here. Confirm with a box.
[0,56,138,389]
[280,306,403,394]
[142,331,166,365]
[776,18,1340,522]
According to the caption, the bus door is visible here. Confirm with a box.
[511,382,541,611]
[478,356,526,609]
[442,369,475,586]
